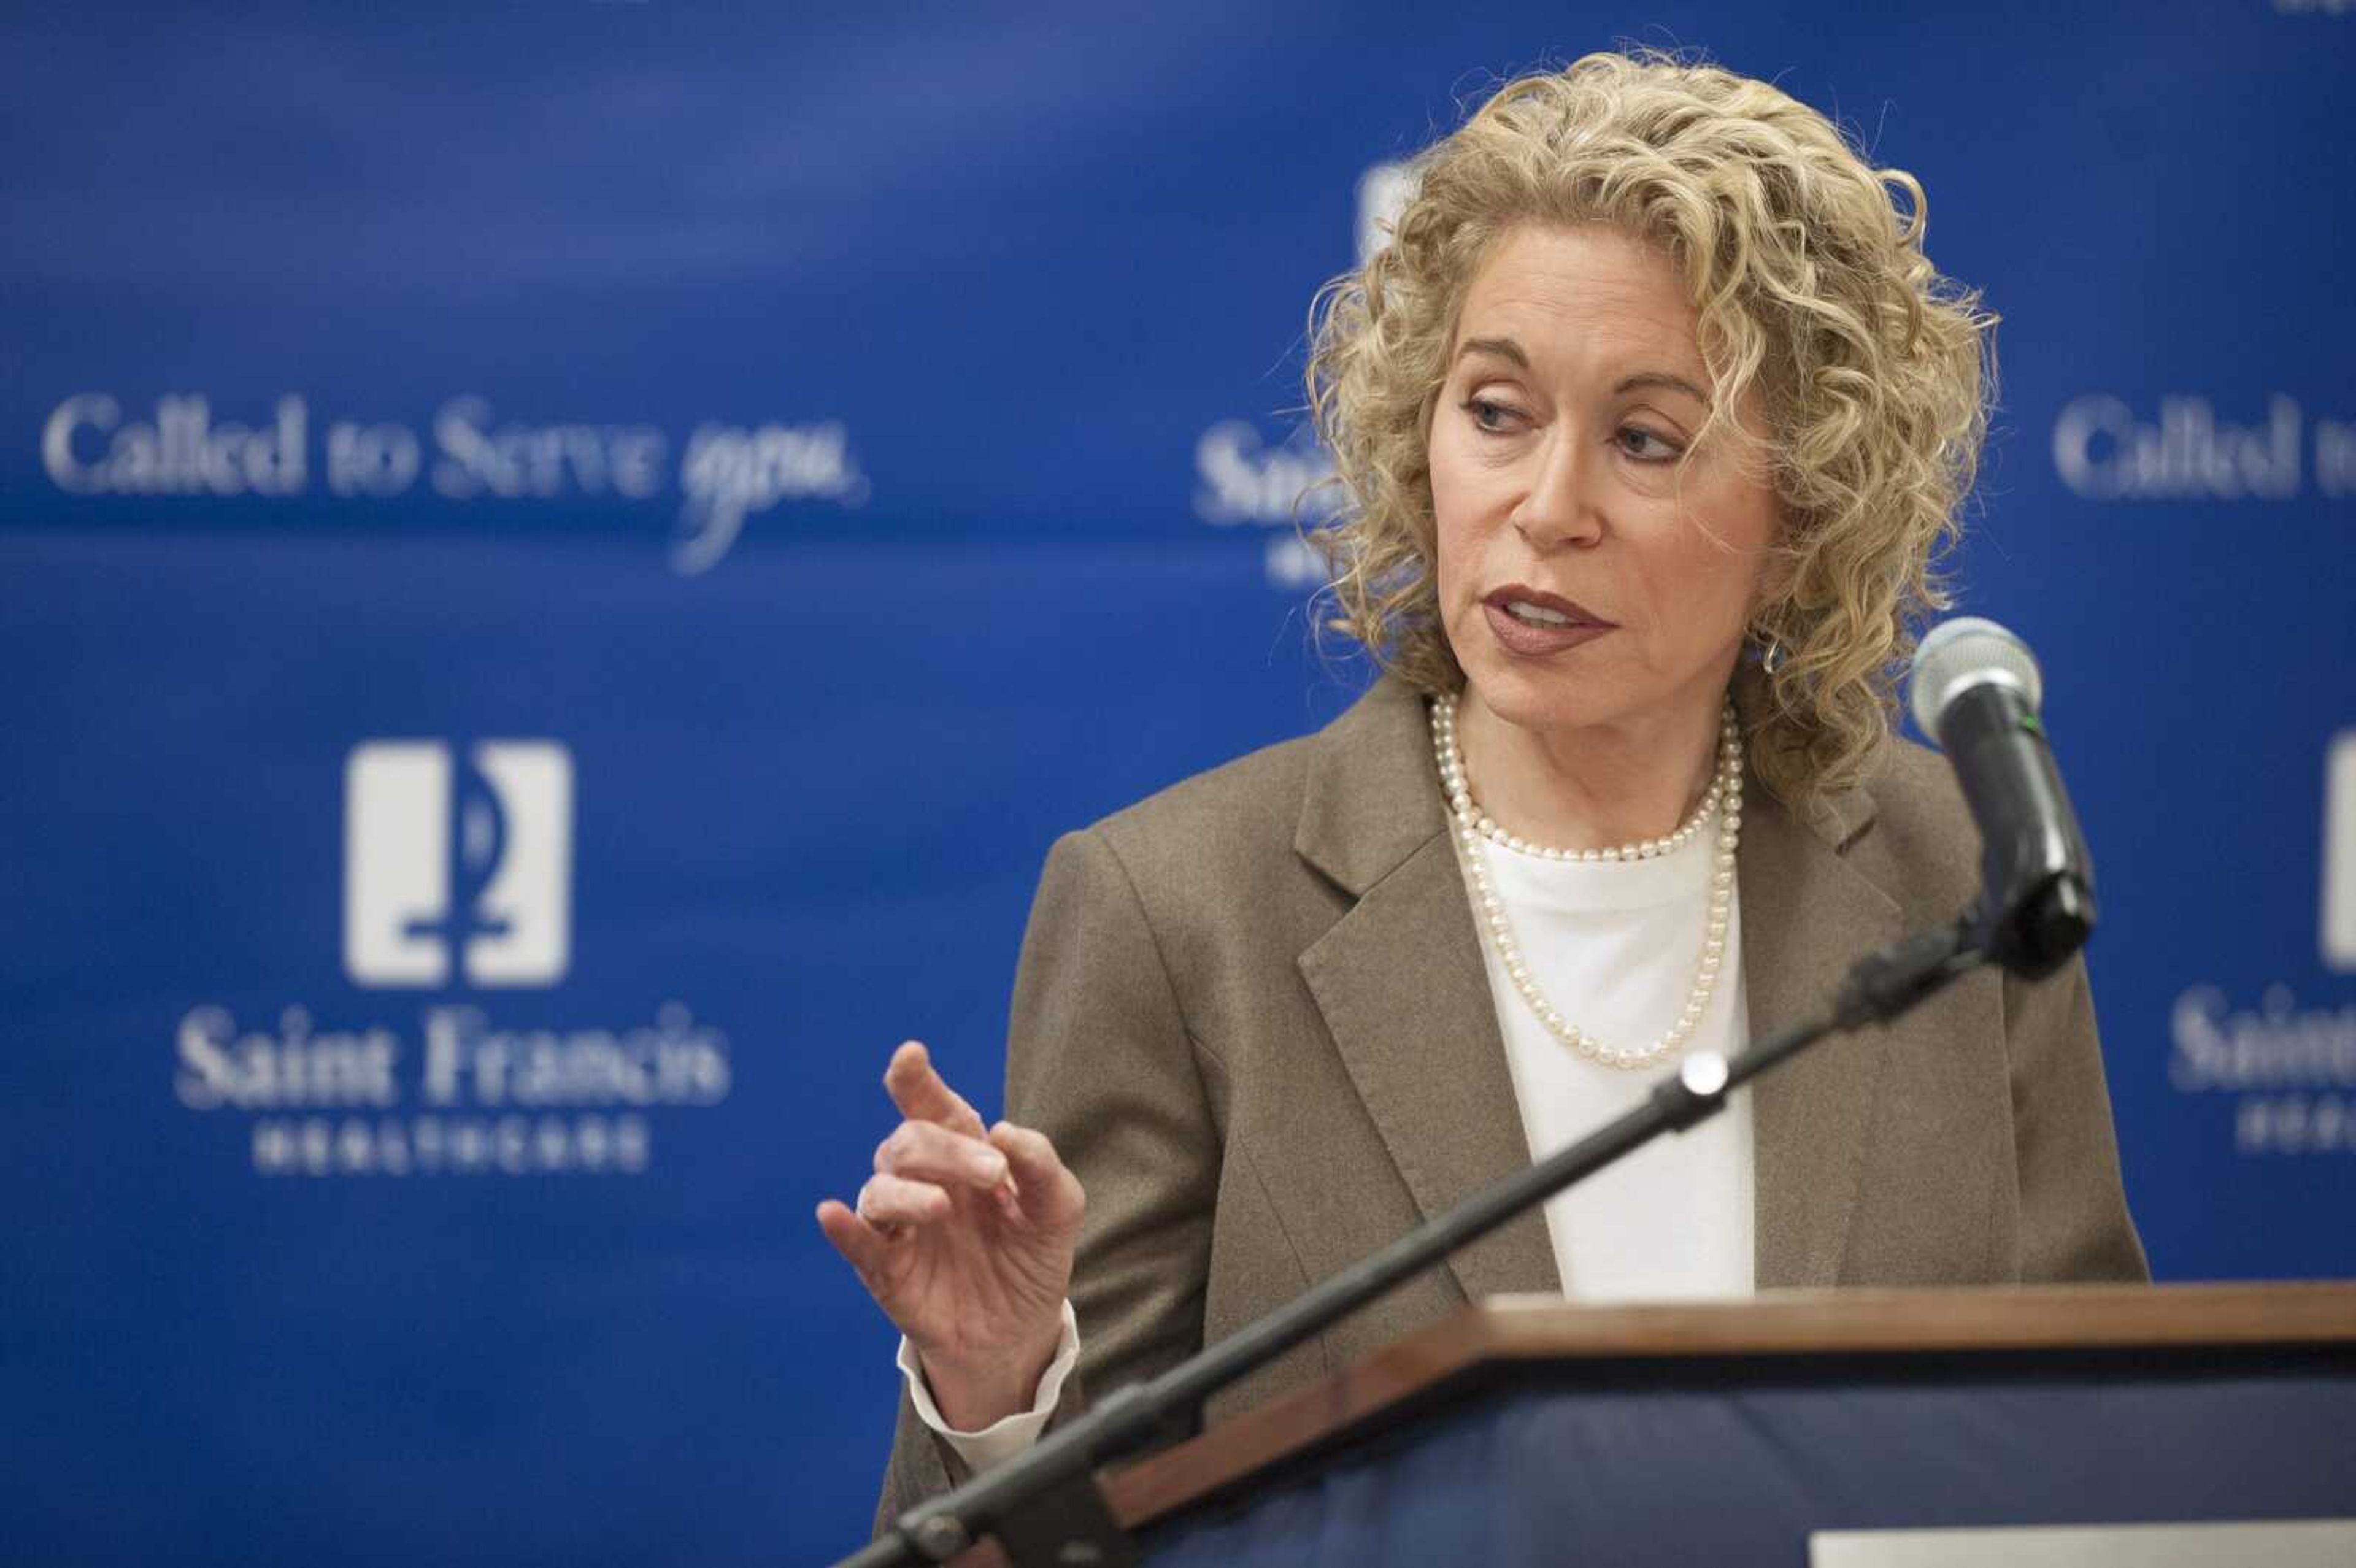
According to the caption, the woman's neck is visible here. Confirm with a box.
[1453,683,1727,852]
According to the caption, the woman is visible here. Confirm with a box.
[818,47,2147,1532]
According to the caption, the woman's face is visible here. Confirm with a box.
[1428,222,1784,742]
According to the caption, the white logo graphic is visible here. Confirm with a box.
[2327,729,2356,972]
[1355,161,1417,264]
[2166,731,2356,1155]
[344,741,573,988]
[1187,161,1416,591]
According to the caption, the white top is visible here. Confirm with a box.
[901,805,1755,1467]
[1455,820,1755,1302]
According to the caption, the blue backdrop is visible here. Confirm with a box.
[3,4,2351,1564]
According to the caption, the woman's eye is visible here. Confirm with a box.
[1464,396,1520,434]
[1617,426,1681,462]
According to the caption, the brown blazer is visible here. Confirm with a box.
[873,673,2147,1531]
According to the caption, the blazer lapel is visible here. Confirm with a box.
[1740,756,1902,1289]
[1292,678,1562,1304]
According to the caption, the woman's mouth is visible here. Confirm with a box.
[1480,586,1616,656]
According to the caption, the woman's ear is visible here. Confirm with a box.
[1750,500,1801,606]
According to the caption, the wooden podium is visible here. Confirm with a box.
[952,1283,2356,1567]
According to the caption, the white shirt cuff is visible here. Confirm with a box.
[896,1298,1082,1472]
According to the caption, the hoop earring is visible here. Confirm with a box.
[1757,634,1788,676]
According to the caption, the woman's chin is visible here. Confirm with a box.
[1460,670,1628,739]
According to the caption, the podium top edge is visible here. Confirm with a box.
[1095,1282,2356,1545]
[1460,1280,2356,1359]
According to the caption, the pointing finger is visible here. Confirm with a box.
[883,1040,988,1136]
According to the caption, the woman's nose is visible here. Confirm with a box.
[1509,429,1605,549]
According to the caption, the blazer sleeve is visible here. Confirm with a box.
[871,825,1222,1537]
[2004,950,2150,1283]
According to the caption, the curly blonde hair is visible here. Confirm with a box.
[1304,47,1997,810]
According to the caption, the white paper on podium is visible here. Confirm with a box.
[1812,1518,2356,1568]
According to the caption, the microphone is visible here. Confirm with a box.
[1908,617,2096,979]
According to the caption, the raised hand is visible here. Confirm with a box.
[816,1040,1085,1429]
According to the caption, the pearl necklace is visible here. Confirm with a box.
[1431,693,1743,1070]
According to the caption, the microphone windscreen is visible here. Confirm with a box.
[1909,617,2045,740]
